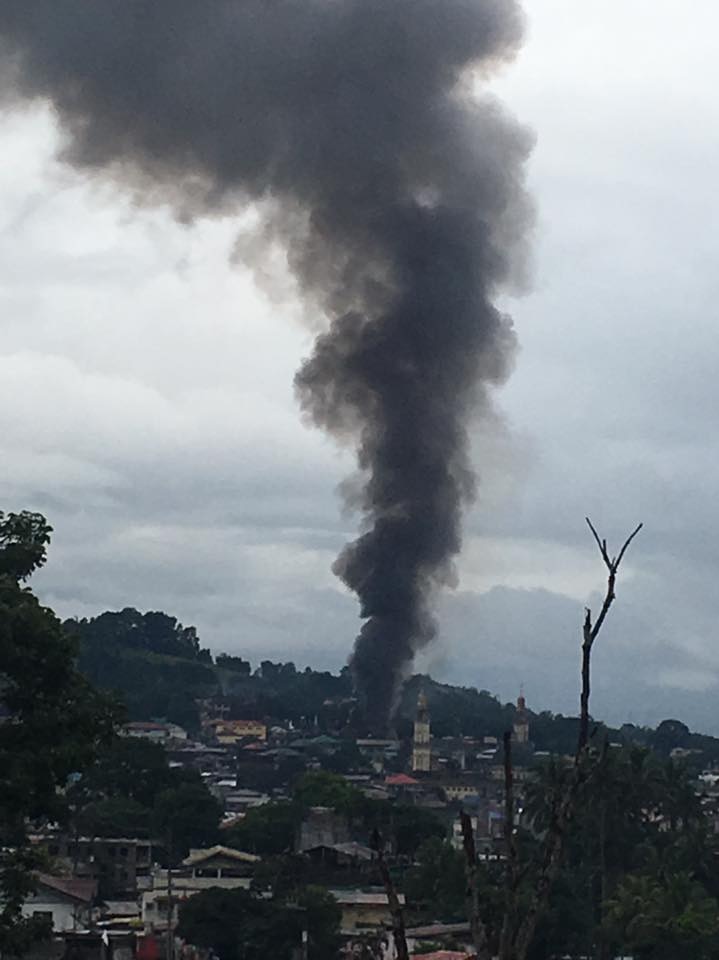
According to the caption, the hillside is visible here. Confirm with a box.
[67,607,719,765]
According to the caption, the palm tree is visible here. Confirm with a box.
[604,871,719,959]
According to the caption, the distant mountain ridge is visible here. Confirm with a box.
[66,607,719,765]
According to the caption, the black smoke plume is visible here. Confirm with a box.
[0,1,532,731]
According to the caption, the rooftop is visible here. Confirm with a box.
[409,952,473,960]
[182,845,259,866]
[385,773,419,786]
[328,889,405,906]
[36,874,96,904]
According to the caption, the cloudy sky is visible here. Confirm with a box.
[2,1,719,731]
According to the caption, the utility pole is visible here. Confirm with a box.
[165,828,174,960]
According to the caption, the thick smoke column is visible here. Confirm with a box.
[0,1,532,731]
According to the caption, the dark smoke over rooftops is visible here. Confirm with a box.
[0,0,533,731]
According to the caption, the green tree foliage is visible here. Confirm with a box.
[321,738,364,774]
[73,736,183,808]
[293,771,364,814]
[224,772,445,875]
[63,734,220,855]
[226,663,352,727]
[604,872,719,959]
[176,885,340,960]
[296,885,343,960]
[216,653,251,676]
[523,746,715,958]
[291,771,445,856]
[0,511,118,953]
[153,782,222,858]
[223,802,298,856]
[72,608,211,661]
[76,796,151,838]
[69,608,216,730]
[391,804,446,858]
[405,838,467,921]
[651,719,691,757]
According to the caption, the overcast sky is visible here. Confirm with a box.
[2,1,719,731]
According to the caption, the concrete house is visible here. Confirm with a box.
[141,846,259,932]
[22,874,96,932]
[328,889,406,934]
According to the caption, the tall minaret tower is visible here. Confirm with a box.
[513,688,529,745]
[412,689,431,773]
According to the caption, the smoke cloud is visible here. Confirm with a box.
[0,1,532,731]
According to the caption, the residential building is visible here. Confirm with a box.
[441,781,486,802]
[296,807,350,852]
[32,834,154,897]
[355,739,400,773]
[207,719,267,744]
[123,721,188,742]
[22,874,95,932]
[142,846,259,932]
[328,889,406,934]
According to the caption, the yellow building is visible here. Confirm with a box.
[211,719,267,744]
[328,889,405,934]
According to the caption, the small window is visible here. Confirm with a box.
[33,911,53,924]
[119,847,129,858]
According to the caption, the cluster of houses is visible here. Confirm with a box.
[24,691,719,959]
[21,692,536,959]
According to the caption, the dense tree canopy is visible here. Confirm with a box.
[177,885,340,960]
[153,781,223,858]
[224,771,446,876]
[0,511,118,953]
[521,746,718,959]
[224,802,298,857]
[69,609,216,729]
[405,838,467,921]
[64,734,222,862]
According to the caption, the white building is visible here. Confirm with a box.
[142,846,259,932]
[22,874,95,932]
[123,721,188,741]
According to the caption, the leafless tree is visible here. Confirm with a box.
[462,518,642,960]
[371,830,409,960]
[511,518,642,959]
[459,808,492,960]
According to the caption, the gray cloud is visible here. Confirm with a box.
[2,1,719,733]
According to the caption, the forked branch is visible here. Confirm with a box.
[371,830,408,960]
[511,519,642,960]
[459,809,491,960]
[579,518,642,751]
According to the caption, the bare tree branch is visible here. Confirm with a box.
[585,517,611,567]
[371,830,408,960]
[459,809,492,960]
[614,522,643,568]
[510,519,642,960]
